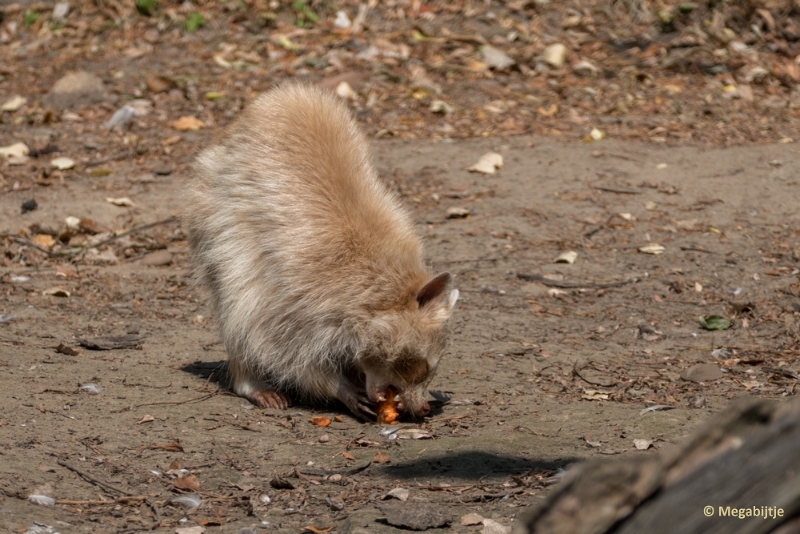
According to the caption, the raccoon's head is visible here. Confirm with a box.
[359,272,459,418]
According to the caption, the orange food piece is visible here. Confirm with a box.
[376,387,399,425]
[309,416,331,427]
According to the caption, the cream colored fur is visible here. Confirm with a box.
[185,83,457,418]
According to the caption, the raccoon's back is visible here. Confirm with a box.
[186,84,425,320]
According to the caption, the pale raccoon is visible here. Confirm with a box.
[185,84,458,420]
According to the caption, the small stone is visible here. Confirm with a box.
[2,95,26,111]
[334,10,351,29]
[743,66,769,84]
[0,142,30,159]
[430,100,453,114]
[50,157,75,170]
[65,216,80,230]
[462,513,484,526]
[21,199,37,213]
[573,60,598,77]
[542,43,567,67]
[52,2,70,21]
[328,474,342,483]
[105,105,135,131]
[43,71,110,110]
[335,81,358,100]
[141,250,172,266]
[153,167,173,176]
[482,519,511,534]
[318,433,330,443]
[446,207,470,219]
[144,74,173,94]
[681,363,723,383]
[480,45,515,70]
[377,502,452,530]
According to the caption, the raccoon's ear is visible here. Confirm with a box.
[416,272,457,310]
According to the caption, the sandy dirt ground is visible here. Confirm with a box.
[3,0,800,531]
[2,135,800,533]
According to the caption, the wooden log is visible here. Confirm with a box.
[513,397,800,534]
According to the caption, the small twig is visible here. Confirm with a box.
[680,246,715,254]
[133,393,214,409]
[146,498,161,531]
[572,361,617,387]
[297,460,372,477]
[55,495,153,506]
[762,367,799,380]
[583,214,616,239]
[57,461,134,496]
[77,216,178,253]
[517,272,639,289]
[592,185,641,195]
[429,257,501,265]
[0,234,62,258]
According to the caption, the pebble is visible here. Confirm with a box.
[21,199,37,213]
[318,433,330,443]
[141,250,173,266]
[542,43,567,68]
[481,44,515,70]
[680,363,723,383]
[573,59,598,76]
[446,207,470,219]
[43,71,110,110]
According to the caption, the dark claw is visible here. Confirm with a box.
[358,403,376,417]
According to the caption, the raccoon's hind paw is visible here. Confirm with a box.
[250,390,291,410]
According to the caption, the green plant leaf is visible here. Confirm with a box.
[135,0,158,16]
[24,10,39,27]
[183,12,206,32]
[698,315,731,330]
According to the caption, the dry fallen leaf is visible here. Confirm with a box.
[172,475,202,492]
[31,234,56,249]
[581,389,609,401]
[639,243,666,255]
[42,287,70,298]
[175,526,205,534]
[150,441,184,452]
[554,251,578,264]
[106,197,136,207]
[468,152,504,174]
[171,116,205,131]
[342,451,356,461]
[309,416,331,427]
[384,487,409,501]
[373,452,391,464]
[136,414,155,424]
[301,526,334,534]
[634,439,653,450]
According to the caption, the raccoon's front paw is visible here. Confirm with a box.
[336,383,376,422]
[250,390,291,410]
